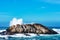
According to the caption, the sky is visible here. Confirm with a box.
[0,0,60,27]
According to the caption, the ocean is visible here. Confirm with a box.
[0,27,60,40]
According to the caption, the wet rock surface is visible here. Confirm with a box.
[0,23,58,35]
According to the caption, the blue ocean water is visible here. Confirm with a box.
[0,27,60,40]
[5,35,60,40]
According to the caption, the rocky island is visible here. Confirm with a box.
[0,23,58,35]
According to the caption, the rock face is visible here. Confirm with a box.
[5,23,58,35]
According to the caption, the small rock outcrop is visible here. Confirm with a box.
[5,23,58,35]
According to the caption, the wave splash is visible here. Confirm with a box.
[9,18,23,26]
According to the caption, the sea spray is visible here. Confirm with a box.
[9,18,23,26]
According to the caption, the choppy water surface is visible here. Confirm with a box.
[0,32,60,40]
[0,34,60,40]
[0,27,60,40]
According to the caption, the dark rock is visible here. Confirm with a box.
[3,23,58,35]
[24,33,30,36]
[0,31,7,35]
[33,23,58,34]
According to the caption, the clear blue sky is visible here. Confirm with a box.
[0,0,60,23]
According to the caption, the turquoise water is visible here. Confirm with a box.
[0,27,60,40]
[8,35,60,40]
[0,34,60,40]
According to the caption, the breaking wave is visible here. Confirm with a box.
[0,30,6,32]
[52,28,60,34]
[9,18,23,26]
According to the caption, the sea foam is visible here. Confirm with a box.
[52,28,60,34]
[10,18,23,26]
[0,30,6,32]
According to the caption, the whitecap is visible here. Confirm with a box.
[0,35,8,39]
[52,28,60,34]
[0,30,6,32]
[9,33,37,38]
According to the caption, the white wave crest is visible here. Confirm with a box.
[9,33,37,37]
[52,28,60,34]
[0,30,6,32]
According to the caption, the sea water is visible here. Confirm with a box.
[0,27,60,40]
